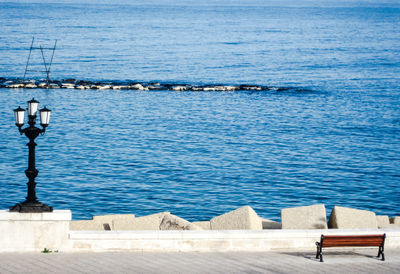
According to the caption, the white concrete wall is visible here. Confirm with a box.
[0,210,71,252]
[67,229,400,252]
[0,210,399,253]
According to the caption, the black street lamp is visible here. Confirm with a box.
[10,98,53,212]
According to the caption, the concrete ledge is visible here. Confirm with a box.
[66,228,400,252]
[0,210,72,252]
[0,210,72,221]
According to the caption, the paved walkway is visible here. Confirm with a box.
[0,249,399,273]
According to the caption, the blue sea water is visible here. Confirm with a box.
[0,1,399,220]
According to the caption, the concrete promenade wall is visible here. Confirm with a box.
[1,210,399,253]
[67,229,400,252]
[0,210,71,252]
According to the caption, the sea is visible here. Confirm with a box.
[0,0,399,221]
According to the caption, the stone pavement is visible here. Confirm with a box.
[0,249,399,273]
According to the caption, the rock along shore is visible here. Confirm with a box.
[0,78,295,92]
[69,205,400,231]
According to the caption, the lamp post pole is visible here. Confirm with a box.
[11,98,53,213]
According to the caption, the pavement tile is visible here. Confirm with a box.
[0,249,399,273]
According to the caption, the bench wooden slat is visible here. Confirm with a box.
[323,235,384,239]
[323,242,383,247]
[323,240,383,245]
[324,238,383,242]
[324,237,383,241]
[324,238,383,241]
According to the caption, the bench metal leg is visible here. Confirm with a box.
[315,242,323,262]
[381,234,386,261]
[377,246,385,261]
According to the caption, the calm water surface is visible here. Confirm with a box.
[0,1,399,220]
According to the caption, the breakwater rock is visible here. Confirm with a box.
[0,78,295,92]
[69,205,400,231]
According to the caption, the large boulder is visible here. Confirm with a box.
[112,212,168,230]
[281,204,327,229]
[92,214,134,228]
[390,216,400,226]
[70,220,110,231]
[131,83,147,90]
[93,214,135,230]
[328,206,377,229]
[92,214,135,222]
[192,221,211,230]
[160,214,202,230]
[262,218,282,229]
[377,215,391,229]
[210,206,262,230]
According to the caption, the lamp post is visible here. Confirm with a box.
[10,98,53,212]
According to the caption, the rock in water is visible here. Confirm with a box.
[281,204,328,229]
[92,214,135,230]
[328,206,378,229]
[69,220,110,231]
[210,206,262,230]
[376,215,390,228]
[172,86,187,91]
[113,212,169,230]
[192,221,211,230]
[390,216,400,226]
[262,218,282,229]
[131,83,145,90]
[160,213,202,230]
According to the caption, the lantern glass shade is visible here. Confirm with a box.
[40,106,51,126]
[28,98,39,116]
[14,106,25,126]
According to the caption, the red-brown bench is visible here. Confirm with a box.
[315,234,386,262]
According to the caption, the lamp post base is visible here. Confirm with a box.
[10,201,53,213]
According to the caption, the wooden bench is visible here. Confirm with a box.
[315,234,386,262]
